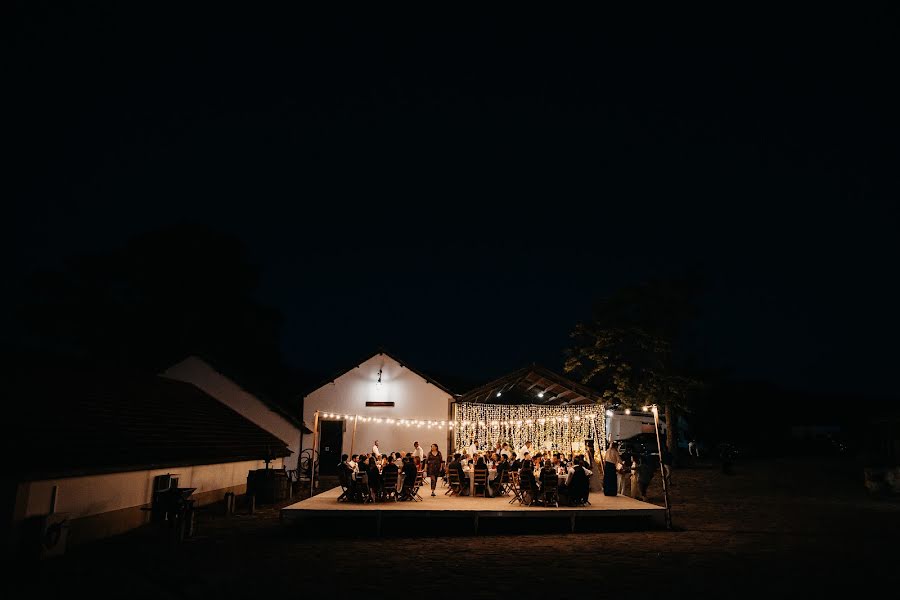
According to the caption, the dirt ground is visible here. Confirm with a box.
[9,456,900,599]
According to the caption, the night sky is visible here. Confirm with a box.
[9,8,900,397]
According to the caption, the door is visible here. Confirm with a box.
[318,420,344,475]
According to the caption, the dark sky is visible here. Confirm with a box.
[9,8,900,397]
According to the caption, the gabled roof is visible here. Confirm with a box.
[8,363,292,481]
[456,364,603,405]
[172,355,312,433]
[304,348,455,397]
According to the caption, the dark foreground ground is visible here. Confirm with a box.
[9,456,900,598]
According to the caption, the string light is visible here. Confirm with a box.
[316,412,453,429]
[453,402,606,454]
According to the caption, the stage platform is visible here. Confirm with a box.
[281,485,666,534]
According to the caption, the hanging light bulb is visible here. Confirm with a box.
[625,408,631,415]
[537,391,544,398]
[496,391,502,397]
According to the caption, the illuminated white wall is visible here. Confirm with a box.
[303,353,454,458]
[162,357,302,469]
[21,458,281,520]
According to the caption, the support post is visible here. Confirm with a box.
[310,410,320,499]
[350,415,358,456]
[652,405,672,529]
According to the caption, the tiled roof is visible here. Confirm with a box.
[8,364,292,481]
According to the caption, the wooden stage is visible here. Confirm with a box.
[281,485,666,535]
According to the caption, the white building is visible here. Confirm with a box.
[162,356,310,470]
[302,351,455,474]
[7,363,292,554]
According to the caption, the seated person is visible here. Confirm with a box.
[382,456,400,482]
[551,453,562,471]
[448,454,469,495]
[519,462,539,503]
[565,457,592,505]
[473,456,489,495]
[401,456,418,496]
[492,454,510,494]
[366,456,381,497]
[510,453,521,471]
[540,460,558,495]
[337,454,353,498]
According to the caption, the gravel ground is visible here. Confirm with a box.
[9,456,900,599]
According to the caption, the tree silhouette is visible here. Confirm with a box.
[17,225,285,390]
[565,278,703,454]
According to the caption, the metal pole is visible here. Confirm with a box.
[350,414,358,456]
[652,405,672,529]
[310,410,320,499]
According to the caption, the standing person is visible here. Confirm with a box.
[412,441,425,463]
[616,452,630,495]
[372,440,380,457]
[688,439,696,457]
[425,443,443,497]
[467,438,478,456]
[585,440,602,494]
[603,441,621,496]
[630,455,640,499]
[637,455,655,501]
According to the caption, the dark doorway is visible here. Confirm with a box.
[318,420,344,475]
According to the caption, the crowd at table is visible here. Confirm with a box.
[336,437,658,507]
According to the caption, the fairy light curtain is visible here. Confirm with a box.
[453,402,605,454]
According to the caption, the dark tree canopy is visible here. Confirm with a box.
[16,224,285,388]
[565,278,702,409]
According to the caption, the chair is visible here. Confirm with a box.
[540,472,560,508]
[508,471,527,506]
[473,468,489,498]
[337,464,353,501]
[381,471,400,502]
[409,470,426,501]
[516,471,536,506]
[353,472,374,503]
[446,469,465,496]
[497,469,512,496]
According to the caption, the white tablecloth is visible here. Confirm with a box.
[462,468,498,496]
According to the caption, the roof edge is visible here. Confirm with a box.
[303,348,456,398]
